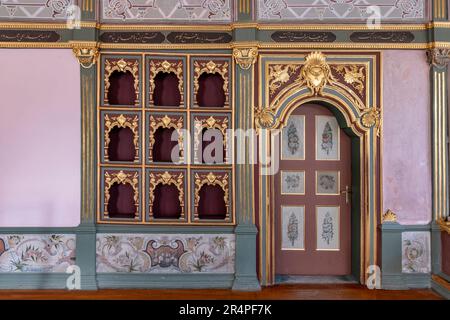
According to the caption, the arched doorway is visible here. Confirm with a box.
[274,103,353,278]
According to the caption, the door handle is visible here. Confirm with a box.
[341,185,352,204]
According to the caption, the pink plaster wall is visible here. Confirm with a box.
[0,49,81,227]
[382,50,431,224]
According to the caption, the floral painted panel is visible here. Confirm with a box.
[316,206,340,251]
[0,0,77,20]
[96,234,235,273]
[0,234,76,273]
[101,0,232,22]
[257,0,427,21]
[402,231,431,273]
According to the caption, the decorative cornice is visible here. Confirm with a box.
[233,47,258,70]
[70,41,99,69]
[382,209,398,223]
[427,48,450,68]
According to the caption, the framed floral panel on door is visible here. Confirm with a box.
[316,206,340,251]
[315,116,340,160]
[281,115,305,160]
[281,170,305,195]
[281,206,305,250]
[316,171,340,195]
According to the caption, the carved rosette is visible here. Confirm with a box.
[382,209,398,223]
[194,172,230,221]
[149,59,184,107]
[427,48,450,68]
[193,116,229,164]
[104,58,140,105]
[104,170,140,219]
[148,114,184,163]
[233,47,258,70]
[72,43,99,69]
[193,60,229,107]
[361,107,381,136]
[148,171,185,220]
[104,113,140,162]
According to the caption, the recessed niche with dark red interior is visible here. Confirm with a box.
[152,184,182,219]
[196,73,225,108]
[201,128,225,164]
[152,127,179,162]
[107,183,136,219]
[198,184,227,220]
[108,126,135,162]
[107,71,136,105]
[153,72,181,107]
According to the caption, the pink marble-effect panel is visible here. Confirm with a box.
[0,49,81,227]
[382,50,431,224]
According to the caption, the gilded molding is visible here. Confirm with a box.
[148,115,184,163]
[427,48,450,68]
[104,114,139,162]
[193,60,229,107]
[194,172,230,221]
[193,116,229,163]
[148,171,185,220]
[104,170,140,218]
[71,41,99,69]
[233,47,258,70]
[149,60,184,107]
[104,58,140,105]
[382,209,398,223]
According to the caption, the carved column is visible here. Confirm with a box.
[232,46,261,291]
[72,42,99,290]
[427,48,450,275]
[432,0,448,20]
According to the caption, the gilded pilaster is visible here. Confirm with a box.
[433,0,448,21]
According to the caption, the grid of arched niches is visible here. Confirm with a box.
[99,53,233,225]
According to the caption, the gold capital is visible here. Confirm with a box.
[233,47,258,70]
[70,41,99,69]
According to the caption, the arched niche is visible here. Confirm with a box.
[152,183,182,219]
[107,182,136,219]
[107,70,136,106]
[196,73,226,108]
[197,184,227,220]
[153,72,181,107]
[108,126,135,162]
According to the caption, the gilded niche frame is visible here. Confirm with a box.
[256,51,382,286]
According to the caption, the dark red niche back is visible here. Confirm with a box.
[108,71,136,105]
[153,72,181,107]
[152,184,182,219]
[196,73,225,108]
[108,126,135,161]
[198,184,227,220]
[201,128,225,164]
[153,127,179,162]
[107,183,136,218]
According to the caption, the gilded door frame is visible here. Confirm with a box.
[255,51,382,285]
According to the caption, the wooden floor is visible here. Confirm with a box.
[0,284,443,300]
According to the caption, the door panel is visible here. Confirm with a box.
[275,103,351,275]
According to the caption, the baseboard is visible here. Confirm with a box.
[431,274,450,300]
[382,273,431,290]
[0,273,68,289]
[96,273,234,289]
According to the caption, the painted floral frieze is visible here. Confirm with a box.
[101,0,232,22]
[96,233,235,273]
[0,234,76,273]
[257,0,426,21]
[402,231,431,273]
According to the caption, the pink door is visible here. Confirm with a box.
[275,103,352,275]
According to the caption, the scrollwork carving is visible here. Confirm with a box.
[194,172,230,221]
[149,60,184,107]
[148,171,185,220]
[148,115,184,163]
[104,58,140,105]
[104,170,140,218]
[104,114,140,162]
[333,65,365,96]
